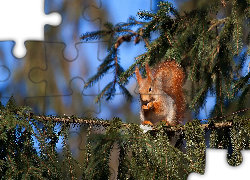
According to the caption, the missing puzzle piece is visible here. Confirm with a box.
[188,149,250,179]
[0,0,61,58]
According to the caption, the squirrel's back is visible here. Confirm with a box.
[154,61,185,125]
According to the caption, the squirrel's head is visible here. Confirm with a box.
[135,63,156,103]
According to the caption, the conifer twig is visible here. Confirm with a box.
[114,32,137,49]
[208,18,228,31]
[14,108,250,133]
[198,107,250,121]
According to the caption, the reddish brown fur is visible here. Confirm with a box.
[135,60,185,126]
[153,61,185,124]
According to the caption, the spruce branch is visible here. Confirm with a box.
[231,71,250,96]
[237,84,250,110]
[94,81,114,103]
[232,0,243,56]
[12,107,250,133]
[208,18,229,31]
[114,33,136,49]
[84,64,113,89]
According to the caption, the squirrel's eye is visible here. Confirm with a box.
[149,87,152,92]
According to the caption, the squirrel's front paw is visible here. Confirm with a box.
[142,101,154,110]
[147,101,154,108]
[142,120,154,126]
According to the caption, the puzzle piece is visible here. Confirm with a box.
[27,41,104,116]
[0,41,47,108]
[44,0,154,60]
[67,128,117,179]
[44,0,103,60]
[0,65,11,83]
[0,0,61,58]
[188,149,250,179]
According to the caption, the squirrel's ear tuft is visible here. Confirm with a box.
[145,63,150,73]
[135,66,141,84]
[145,63,153,83]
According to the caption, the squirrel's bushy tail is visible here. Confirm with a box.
[154,61,186,125]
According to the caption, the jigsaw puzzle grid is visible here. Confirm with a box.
[0,0,250,179]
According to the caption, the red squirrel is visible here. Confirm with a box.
[135,60,185,126]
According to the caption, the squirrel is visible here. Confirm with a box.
[135,60,186,126]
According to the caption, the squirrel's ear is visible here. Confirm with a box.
[145,63,153,83]
[135,66,142,84]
